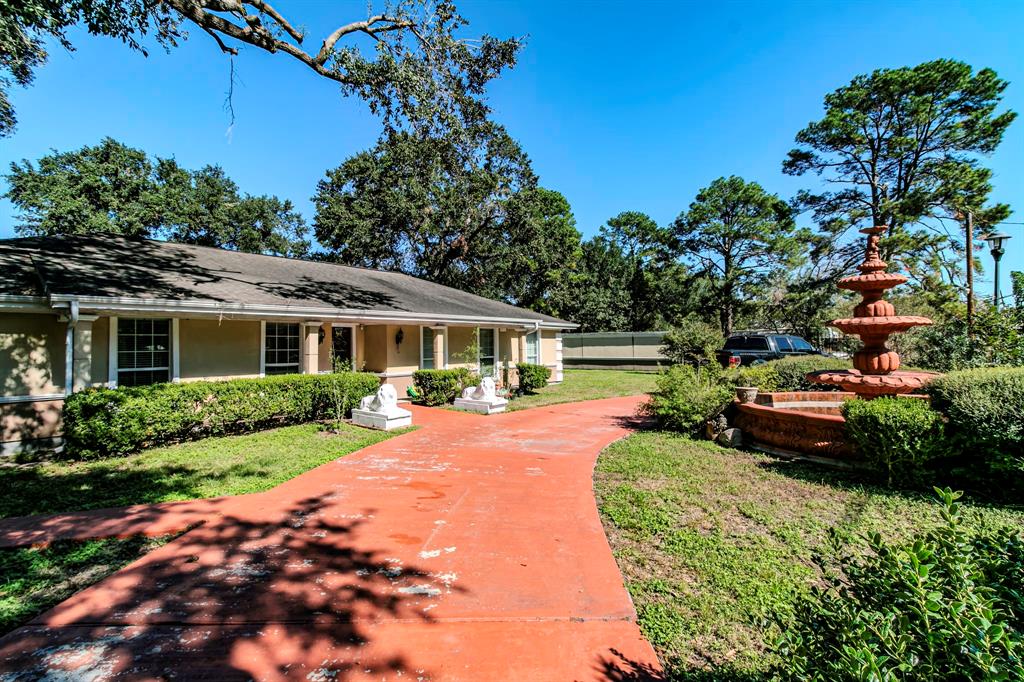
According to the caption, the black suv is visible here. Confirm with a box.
[716,333,821,367]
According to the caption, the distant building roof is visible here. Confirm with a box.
[0,234,573,328]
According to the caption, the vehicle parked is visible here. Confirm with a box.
[716,333,822,367]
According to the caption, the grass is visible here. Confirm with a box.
[0,535,172,636]
[506,369,657,412]
[593,431,1024,679]
[0,422,406,519]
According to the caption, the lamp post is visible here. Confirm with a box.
[984,232,1012,308]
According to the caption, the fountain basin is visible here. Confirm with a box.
[733,391,858,461]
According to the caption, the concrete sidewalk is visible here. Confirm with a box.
[0,398,663,680]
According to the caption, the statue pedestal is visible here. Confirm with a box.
[352,407,412,430]
[453,397,507,415]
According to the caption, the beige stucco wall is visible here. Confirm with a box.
[541,330,558,367]
[179,319,261,381]
[363,325,388,372]
[0,313,66,397]
[387,324,420,374]
[1,399,62,445]
[445,326,477,370]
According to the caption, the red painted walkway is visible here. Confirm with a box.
[0,398,664,680]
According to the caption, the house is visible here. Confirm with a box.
[0,234,574,454]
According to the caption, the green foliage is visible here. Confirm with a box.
[728,355,851,392]
[515,363,550,393]
[927,367,1024,480]
[774,488,1024,681]
[660,315,722,367]
[842,398,947,487]
[4,138,309,255]
[642,365,733,434]
[62,372,381,458]
[674,175,807,336]
[412,368,475,406]
[912,303,1024,371]
[784,59,1016,297]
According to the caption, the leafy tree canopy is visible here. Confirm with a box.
[0,0,521,137]
[675,175,806,336]
[4,137,309,256]
[784,59,1016,291]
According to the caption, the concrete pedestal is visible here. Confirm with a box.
[453,398,507,415]
[352,408,412,430]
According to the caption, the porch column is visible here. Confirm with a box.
[432,327,446,369]
[553,332,564,383]
[302,322,322,374]
[71,315,98,393]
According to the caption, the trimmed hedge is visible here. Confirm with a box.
[926,367,1024,479]
[642,365,733,435]
[842,397,946,487]
[412,368,476,406]
[728,355,851,392]
[63,372,381,459]
[516,363,551,393]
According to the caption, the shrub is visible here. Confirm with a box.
[642,365,733,435]
[911,303,1024,371]
[842,397,946,487]
[412,368,475,406]
[516,363,551,393]
[926,367,1024,480]
[728,355,850,392]
[661,315,722,367]
[62,372,382,459]
[774,488,1024,681]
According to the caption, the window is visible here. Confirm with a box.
[118,318,170,387]
[264,322,300,375]
[421,327,435,369]
[479,328,496,377]
[525,331,539,365]
[791,337,815,351]
[775,336,794,352]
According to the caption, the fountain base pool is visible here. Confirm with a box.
[734,391,857,462]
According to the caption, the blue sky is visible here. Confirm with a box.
[1,0,1022,298]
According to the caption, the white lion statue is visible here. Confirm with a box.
[461,376,498,402]
[359,383,400,414]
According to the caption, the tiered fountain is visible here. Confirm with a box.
[734,226,940,462]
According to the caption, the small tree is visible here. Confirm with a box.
[660,315,722,368]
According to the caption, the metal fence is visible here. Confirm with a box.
[562,332,667,371]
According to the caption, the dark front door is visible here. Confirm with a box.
[331,326,353,369]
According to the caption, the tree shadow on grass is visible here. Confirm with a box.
[0,492,463,679]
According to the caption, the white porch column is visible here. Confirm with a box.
[554,332,564,383]
[171,318,181,383]
[71,315,98,393]
[108,316,119,388]
[302,321,322,374]
[432,326,446,369]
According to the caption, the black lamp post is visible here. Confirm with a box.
[984,232,1012,308]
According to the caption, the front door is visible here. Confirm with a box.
[331,326,353,370]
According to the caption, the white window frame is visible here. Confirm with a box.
[477,327,498,378]
[262,321,301,375]
[113,317,173,387]
[419,325,435,370]
[525,330,541,365]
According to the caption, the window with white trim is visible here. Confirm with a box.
[117,318,171,387]
[421,327,435,369]
[479,328,496,377]
[525,331,540,365]
[264,322,300,375]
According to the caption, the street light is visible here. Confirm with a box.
[984,232,1012,307]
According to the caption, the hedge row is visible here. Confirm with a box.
[516,363,551,393]
[728,355,851,392]
[63,372,382,459]
[412,368,477,406]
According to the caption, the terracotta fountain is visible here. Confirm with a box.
[734,226,940,461]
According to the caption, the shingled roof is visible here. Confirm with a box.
[0,234,573,327]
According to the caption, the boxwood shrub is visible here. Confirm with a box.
[412,368,475,406]
[926,367,1024,480]
[842,397,946,487]
[728,355,851,392]
[516,363,551,393]
[63,372,381,459]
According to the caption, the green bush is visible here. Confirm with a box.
[927,367,1024,479]
[728,355,851,392]
[642,365,733,435]
[516,363,551,393]
[774,488,1024,681]
[660,315,722,367]
[911,304,1024,372]
[842,397,946,487]
[412,368,475,406]
[62,372,382,459]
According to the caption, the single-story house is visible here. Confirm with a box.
[0,234,574,454]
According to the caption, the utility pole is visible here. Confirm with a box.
[966,212,974,330]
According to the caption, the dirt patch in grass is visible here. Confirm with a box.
[594,431,1024,678]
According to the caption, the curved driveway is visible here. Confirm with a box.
[0,396,663,681]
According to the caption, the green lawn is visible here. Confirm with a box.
[0,536,172,636]
[0,422,406,519]
[594,432,1024,679]
[506,369,657,412]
